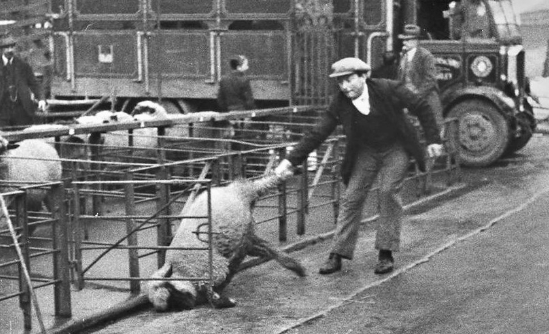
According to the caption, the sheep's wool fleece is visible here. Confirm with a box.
[167,180,258,287]
[0,139,61,213]
[1,139,61,185]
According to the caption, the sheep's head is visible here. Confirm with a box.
[0,137,19,155]
[132,101,168,120]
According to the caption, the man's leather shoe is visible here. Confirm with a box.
[374,258,394,275]
[319,253,342,275]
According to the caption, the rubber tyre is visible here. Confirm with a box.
[505,110,535,154]
[446,99,510,167]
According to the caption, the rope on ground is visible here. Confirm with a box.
[276,185,549,334]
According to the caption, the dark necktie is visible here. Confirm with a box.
[5,61,14,85]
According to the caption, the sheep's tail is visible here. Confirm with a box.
[246,232,307,277]
[146,263,197,311]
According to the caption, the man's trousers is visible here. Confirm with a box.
[330,143,409,259]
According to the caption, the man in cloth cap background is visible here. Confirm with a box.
[398,24,444,129]
[275,57,443,275]
[0,34,46,129]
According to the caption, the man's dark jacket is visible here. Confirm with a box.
[217,70,255,112]
[0,56,43,117]
[287,78,442,185]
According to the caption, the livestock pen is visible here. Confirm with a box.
[0,105,460,332]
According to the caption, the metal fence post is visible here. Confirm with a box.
[124,172,141,293]
[156,126,166,165]
[51,182,72,317]
[331,139,341,224]
[15,191,32,329]
[277,147,288,242]
[89,132,104,216]
[297,161,308,236]
[155,166,171,267]
[72,183,85,290]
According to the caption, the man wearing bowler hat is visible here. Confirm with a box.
[398,24,444,128]
[274,57,443,275]
[0,34,46,129]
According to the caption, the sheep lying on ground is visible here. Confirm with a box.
[0,135,62,232]
[144,173,306,311]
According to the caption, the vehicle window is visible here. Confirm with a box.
[487,0,521,42]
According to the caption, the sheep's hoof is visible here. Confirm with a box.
[211,293,236,309]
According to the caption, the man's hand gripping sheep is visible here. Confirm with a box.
[144,171,305,311]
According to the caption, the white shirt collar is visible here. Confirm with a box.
[352,85,370,115]
[406,47,417,61]
[2,55,11,66]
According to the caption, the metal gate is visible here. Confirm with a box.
[292,25,338,106]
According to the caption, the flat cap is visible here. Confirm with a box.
[0,35,17,48]
[329,57,371,78]
[398,24,421,40]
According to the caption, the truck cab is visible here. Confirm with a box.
[410,0,535,166]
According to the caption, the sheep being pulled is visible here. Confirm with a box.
[0,136,62,233]
[145,173,306,311]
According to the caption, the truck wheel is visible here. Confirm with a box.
[447,99,510,167]
[505,110,535,154]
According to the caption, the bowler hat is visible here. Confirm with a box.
[329,57,371,78]
[398,24,421,40]
[0,35,17,48]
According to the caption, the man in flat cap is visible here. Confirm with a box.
[0,34,46,129]
[398,24,443,128]
[275,57,443,275]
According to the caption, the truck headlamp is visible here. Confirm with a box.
[471,56,493,78]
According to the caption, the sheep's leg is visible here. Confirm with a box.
[210,291,237,309]
[246,233,306,277]
[195,282,236,309]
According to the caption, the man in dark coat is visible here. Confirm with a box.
[0,35,46,129]
[275,57,443,275]
[217,55,255,113]
[398,24,444,128]
[216,55,256,149]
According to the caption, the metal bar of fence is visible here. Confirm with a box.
[0,250,59,270]
[156,166,171,267]
[79,245,210,251]
[125,172,141,293]
[308,141,335,200]
[278,147,288,242]
[207,180,214,299]
[0,275,56,283]
[297,161,308,236]
[50,182,72,318]
[83,276,214,282]
[2,106,318,143]
[0,280,58,302]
